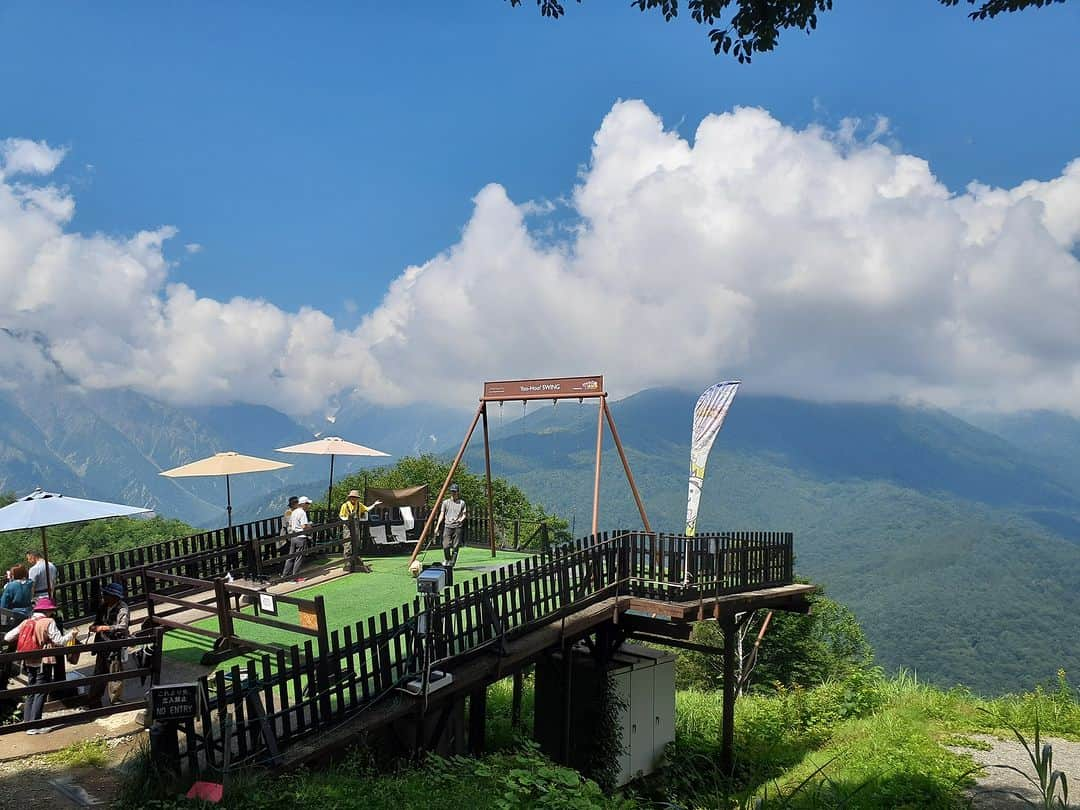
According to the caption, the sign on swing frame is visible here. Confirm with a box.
[483,375,605,402]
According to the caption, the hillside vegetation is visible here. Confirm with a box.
[464,390,1080,694]
[117,664,1079,809]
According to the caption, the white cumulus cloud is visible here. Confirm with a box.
[2,100,1079,416]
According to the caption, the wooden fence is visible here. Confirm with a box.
[49,512,556,625]
[175,529,793,773]
[0,628,164,735]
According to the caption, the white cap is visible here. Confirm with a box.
[298,496,312,505]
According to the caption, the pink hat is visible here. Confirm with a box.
[34,596,57,611]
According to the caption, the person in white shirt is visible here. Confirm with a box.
[25,551,58,599]
[435,484,467,565]
[282,496,312,581]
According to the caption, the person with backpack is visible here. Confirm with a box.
[0,565,34,621]
[3,596,71,733]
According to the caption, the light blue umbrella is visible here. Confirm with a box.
[0,488,153,593]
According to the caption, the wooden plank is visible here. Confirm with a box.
[290,645,306,734]
[275,649,292,741]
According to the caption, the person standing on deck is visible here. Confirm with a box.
[282,496,312,582]
[86,582,130,708]
[339,490,380,572]
[4,596,72,733]
[1,565,34,621]
[279,495,299,554]
[434,484,467,565]
[25,551,57,600]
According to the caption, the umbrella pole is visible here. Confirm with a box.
[41,526,52,595]
[226,473,233,529]
[327,454,336,517]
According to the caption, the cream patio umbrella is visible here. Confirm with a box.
[274,436,390,514]
[160,451,291,528]
[0,488,153,593]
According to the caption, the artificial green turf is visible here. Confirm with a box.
[162,546,532,667]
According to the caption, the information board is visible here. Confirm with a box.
[258,592,278,616]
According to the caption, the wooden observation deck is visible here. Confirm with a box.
[164,529,814,778]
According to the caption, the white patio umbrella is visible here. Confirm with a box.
[0,488,153,593]
[274,436,390,513]
[160,451,291,528]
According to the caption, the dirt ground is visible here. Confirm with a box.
[0,731,141,808]
[951,733,1078,809]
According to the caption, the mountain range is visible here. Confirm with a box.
[458,390,1080,695]
[1,363,1078,694]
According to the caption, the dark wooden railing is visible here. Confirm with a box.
[49,512,558,624]
[176,529,793,773]
[0,628,164,735]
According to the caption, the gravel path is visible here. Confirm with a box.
[950,733,1078,809]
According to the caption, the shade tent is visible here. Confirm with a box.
[275,436,390,512]
[0,488,153,593]
[160,451,291,528]
[363,485,428,511]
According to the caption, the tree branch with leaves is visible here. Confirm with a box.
[507,0,1069,62]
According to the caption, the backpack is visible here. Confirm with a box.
[16,618,42,653]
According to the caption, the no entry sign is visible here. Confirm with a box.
[151,683,199,722]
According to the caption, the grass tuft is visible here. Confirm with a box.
[44,737,110,768]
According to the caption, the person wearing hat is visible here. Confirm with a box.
[4,595,72,732]
[279,495,300,554]
[434,484,467,565]
[282,496,313,581]
[86,581,130,708]
[339,490,381,572]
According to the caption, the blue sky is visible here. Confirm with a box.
[2,1,1077,322]
[2,2,1079,417]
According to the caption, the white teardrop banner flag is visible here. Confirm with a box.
[685,380,741,537]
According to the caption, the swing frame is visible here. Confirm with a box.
[407,375,653,565]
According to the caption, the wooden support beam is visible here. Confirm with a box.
[561,645,573,762]
[468,687,487,755]
[620,613,693,640]
[721,614,736,777]
[511,671,523,729]
[481,402,497,559]
[591,397,604,535]
[627,633,725,656]
[602,398,652,533]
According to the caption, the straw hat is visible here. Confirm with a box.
[347,490,361,498]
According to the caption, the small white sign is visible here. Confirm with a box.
[259,592,277,616]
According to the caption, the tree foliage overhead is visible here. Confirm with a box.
[508,0,1068,62]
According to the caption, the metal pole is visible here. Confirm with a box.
[326,454,336,518]
[481,402,497,558]
[591,395,604,536]
[225,474,233,529]
[408,403,484,567]
[602,398,652,533]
